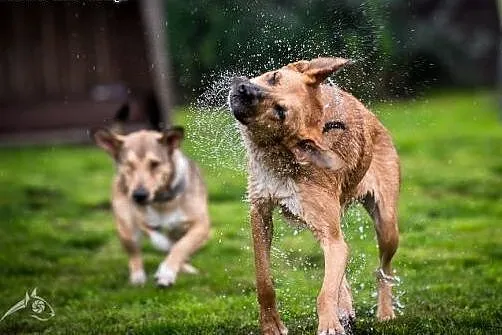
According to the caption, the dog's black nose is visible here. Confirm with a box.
[132,187,149,205]
[232,76,248,87]
[230,77,262,124]
[232,77,261,100]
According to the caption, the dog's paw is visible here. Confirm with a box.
[262,321,288,335]
[261,311,288,335]
[318,329,345,335]
[130,269,147,286]
[318,317,345,335]
[154,262,177,287]
[376,309,395,321]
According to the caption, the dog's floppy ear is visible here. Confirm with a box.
[290,137,345,171]
[288,57,352,86]
[89,127,123,159]
[159,126,184,150]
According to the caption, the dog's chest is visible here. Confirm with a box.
[249,160,305,224]
[146,206,187,230]
[242,132,307,226]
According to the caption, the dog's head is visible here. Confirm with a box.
[90,127,184,206]
[229,57,352,170]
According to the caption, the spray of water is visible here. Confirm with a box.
[185,70,246,172]
[185,1,393,171]
[343,204,406,319]
[183,0,405,320]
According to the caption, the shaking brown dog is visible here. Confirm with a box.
[229,57,400,335]
[91,124,210,287]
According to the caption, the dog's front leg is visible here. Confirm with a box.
[308,202,348,335]
[155,216,210,287]
[251,200,288,335]
[317,237,348,335]
[116,218,146,286]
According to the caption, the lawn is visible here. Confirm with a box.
[0,92,501,334]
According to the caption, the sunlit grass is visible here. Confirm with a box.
[0,91,500,334]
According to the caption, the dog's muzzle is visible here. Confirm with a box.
[229,76,262,124]
[132,186,150,205]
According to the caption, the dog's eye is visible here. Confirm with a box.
[323,121,346,133]
[268,72,280,85]
[150,160,160,170]
[274,105,287,121]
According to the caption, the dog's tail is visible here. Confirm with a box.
[111,91,164,134]
[110,103,130,135]
[145,91,163,131]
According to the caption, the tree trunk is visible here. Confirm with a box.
[139,0,173,127]
[497,0,502,117]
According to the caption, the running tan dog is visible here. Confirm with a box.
[90,121,210,287]
[229,57,400,335]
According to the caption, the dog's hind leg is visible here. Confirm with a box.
[362,192,399,321]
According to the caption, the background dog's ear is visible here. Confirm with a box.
[290,139,345,171]
[159,126,184,150]
[288,57,353,86]
[89,128,123,159]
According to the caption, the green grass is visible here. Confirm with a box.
[0,91,501,334]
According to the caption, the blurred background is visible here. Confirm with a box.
[0,0,500,145]
[0,1,501,334]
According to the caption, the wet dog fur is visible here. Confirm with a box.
[90,114,210,287]
[229,57,400,335]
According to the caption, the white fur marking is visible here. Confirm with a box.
[171,149,189,191]
[130,269,147,285]
[155,261,177,286]
[146,206,187,230]
[249,153,304,219]
[148,230,172,252]
[240,129,305,226]
[239,130,303,225]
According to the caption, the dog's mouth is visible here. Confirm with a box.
[131,181,185,206]
[131,184,176,206]
[229,76,263,125]
[153,178,186,203]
